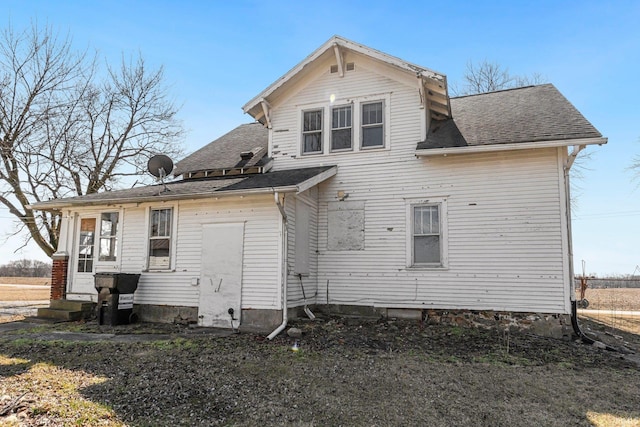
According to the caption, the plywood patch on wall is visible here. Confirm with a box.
[327,201,365,251]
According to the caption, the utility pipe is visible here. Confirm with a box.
[268,191,288,340]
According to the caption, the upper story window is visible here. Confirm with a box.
[331,105,352,151]
[149,208,173,270]
[99,212,119,262]
[361,101,384,148]
[297,95,389,156]
[302,109,323,154]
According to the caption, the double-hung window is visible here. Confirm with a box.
[98,212,118,262]
[302,109,323,154]
[331,105,352,151]
[361,101,384,148]
[412,204,443,266]
[149,208,172,270]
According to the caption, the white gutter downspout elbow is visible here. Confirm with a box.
[268,191,288,340]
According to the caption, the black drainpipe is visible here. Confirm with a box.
[571,300,618,352]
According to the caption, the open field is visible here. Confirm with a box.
[0,277,49,286]
[0,277,50,304]
[0,285,49,302]
[582,288,640,312]
[577,288,640,336]
[0,318,639,426]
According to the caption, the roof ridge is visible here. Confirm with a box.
[452,83,553,100]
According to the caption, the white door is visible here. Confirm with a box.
[70,217,99,297]
[198,223,244,328]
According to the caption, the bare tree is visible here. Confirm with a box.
[453,60,546,96]
[0,23,183,257]
[630,140,640,182]
[453,60,590,210]
[0,259,51,277]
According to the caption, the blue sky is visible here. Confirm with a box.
[2,0,639,275]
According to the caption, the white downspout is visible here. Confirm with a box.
[564,144,585,304]
[267,191,288,340]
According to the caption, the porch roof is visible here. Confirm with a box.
[30,166,337,210]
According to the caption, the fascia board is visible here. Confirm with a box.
[415,137,608,157]
[29,166,338,211]
[243,35,447,116]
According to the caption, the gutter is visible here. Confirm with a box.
[416,137,608,157]
[267,191,289,340]
[28,185,302,211]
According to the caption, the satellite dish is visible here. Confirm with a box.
[147,155,174,178]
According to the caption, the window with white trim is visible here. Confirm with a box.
[77,218,96,273]
[408,199,447,267]
[98,212,118,262]
[149,208,172,270]
[361,101,384,148]
[331,105,352,151]
[302,109,323,154]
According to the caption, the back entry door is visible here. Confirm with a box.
[198,223,244,328]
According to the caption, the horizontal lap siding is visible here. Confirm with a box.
[266,57,568,314]
[315,149,566,313]
[106,196,281,309]
[270,57,421,171]
[286,189,319,308]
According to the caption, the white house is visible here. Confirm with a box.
[32,36,606,336]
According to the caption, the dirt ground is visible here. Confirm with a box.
[1,316,639,427]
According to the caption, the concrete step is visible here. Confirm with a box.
[36,307,84,321]
[49,300,94,312]
[37,300,95,321]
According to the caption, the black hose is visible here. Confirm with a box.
[571,300,617,351]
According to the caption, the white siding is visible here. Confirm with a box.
[266,52,569,314]
[269,54,422,172]
[68,195,282,310]
[313,149,567,313]
[286,188,319,308]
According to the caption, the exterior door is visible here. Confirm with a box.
[70,212,120,299]
[198,223,244,328]
[70,217,99,297]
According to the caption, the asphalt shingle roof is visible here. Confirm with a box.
[173,122,269,175]
[31,166,336,209]
[417,84,602,150]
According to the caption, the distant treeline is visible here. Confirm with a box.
[0,259,52,277]
[575,275,640,289]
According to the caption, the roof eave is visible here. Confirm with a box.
[29,166,338,211]
[415,137,607,157]
[242,35,447,118]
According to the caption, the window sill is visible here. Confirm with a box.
[406,265,448,271]
[142,269,176,273]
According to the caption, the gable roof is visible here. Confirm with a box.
[30,166,337,210]
[417,84,606,153]
[173,122,269,176]
[243,35,450,125]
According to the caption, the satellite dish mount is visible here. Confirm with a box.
[147,154,174,194]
